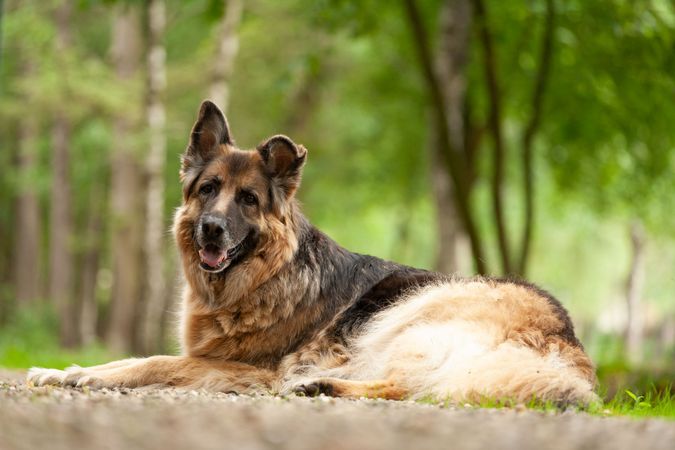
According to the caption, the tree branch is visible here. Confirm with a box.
[473,0,511,275]
[402,0,487,275]
[517,0,555,276]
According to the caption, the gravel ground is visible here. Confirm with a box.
[1,370,673,450]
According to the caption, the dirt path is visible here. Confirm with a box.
[0,370,673,450]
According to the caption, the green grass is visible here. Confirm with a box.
[0,341,114,370]
[593,387,675,419]
[416,386,675,420]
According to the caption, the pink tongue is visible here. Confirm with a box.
[199,248,226,268]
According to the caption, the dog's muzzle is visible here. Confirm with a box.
[196,214,231,273]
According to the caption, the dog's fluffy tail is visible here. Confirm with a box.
[411,341,599,405]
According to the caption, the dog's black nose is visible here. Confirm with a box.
[200,215,226,240]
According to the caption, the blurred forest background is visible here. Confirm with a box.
[0,0,674,392]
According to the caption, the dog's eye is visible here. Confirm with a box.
[241,192,258,206]
[199,183,215,196]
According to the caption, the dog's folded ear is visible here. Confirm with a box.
[181,100,232,178]
[257,135,307,207]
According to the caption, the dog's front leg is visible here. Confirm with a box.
[28,356,277,393]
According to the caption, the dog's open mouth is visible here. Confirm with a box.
[198,241,244,273]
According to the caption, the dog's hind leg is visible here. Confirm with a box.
[28,356,277,393]
[293,377,408,400]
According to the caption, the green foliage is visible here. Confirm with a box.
[541,0,675,230]
[2,0,673,271]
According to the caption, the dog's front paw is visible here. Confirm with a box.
[62,367,122,389]
[63,372,109,389]
[27,367,68,386]
[27,366,121,390]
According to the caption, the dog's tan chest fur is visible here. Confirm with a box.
[179,264,327,367]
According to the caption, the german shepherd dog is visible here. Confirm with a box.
[29,101,597,405]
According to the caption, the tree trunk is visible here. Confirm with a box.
[49,0,78,348]
[402,0,487,275]
[209,0,243,111]
[473,0,511,275]
[658,316,675,359]
[141,0,168,355]
[625,221,646,364]
[430,136,462,274]
[106,4,144,355]
[14,63,42,305]
[283,57,325,137]
[516,0,555,276]
[0,145,12,324]
[430,0,472,275]
[78,184,105,346]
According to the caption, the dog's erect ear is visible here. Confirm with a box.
[257,135,307,205]
[181,100,232,178]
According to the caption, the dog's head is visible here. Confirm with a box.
[174,100,306,278]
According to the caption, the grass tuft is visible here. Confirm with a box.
[590,385,675,419]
